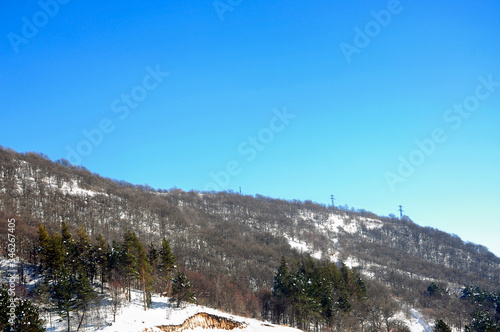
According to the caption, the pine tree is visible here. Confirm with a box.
[75,267,97,331]
[74,226,94,280]
[171,271,194,308]
[38,224,50,271]
[159,237,176,296]
[120,230,152,309]
[272,256,290,324]
[61,221,72,247]
[50,268,78,332]
[121,230,138,302]
[148,242,159,267]
[50,266,96,332]
[469,308,497,332]
[95,234,109,293]
[135,236,152,311]
[434,319,452,332]
[61,221,76,272]
[44,234,65,279]
[0,285,46,332]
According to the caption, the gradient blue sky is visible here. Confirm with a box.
[1,1,499,256]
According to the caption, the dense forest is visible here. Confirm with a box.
[1,146,500,331]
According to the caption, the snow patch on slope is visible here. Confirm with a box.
[92,290,300,332]
[286,236,324,260]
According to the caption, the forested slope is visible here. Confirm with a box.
[1,147,499,331]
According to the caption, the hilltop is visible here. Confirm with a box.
[0,147,499,331]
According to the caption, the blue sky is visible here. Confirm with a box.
[1,0,499,256]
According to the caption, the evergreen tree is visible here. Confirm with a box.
[269,257,365,329]
[171,271,194,308]
[469,308,498,332]
[95,234,109,293]
[50,268,78,332]
[38,224,50,271]
[50,266,96,332]
[148,242,159,268]
[120,230,138,302]
[75,267,97,331]
[434,319,452,332]
[0,285,46,332]
[74,226,94,280]
[107,240,121,274]
[160,238,175,272]
[61,221,72,248]
[43,234,65,279]
[13,297,46,332]
[61,222,76,273]
[135,236,152,311]
[272,256,290,324]
[119,230,152,309]
[159,237,175,296]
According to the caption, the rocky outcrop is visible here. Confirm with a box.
[156,312,246,332]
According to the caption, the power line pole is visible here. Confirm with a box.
[239,186,242,195]
[399,205,403,219]
[331,195,335,207]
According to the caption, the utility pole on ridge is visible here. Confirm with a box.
[331,195,335,207]
[399,205,403,219]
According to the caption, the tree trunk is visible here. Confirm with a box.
[101,271,104,294]
[142,267,147,311]
[76,309,86,332]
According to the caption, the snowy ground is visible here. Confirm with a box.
[43,289,301,332]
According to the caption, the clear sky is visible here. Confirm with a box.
[1,1,499,256]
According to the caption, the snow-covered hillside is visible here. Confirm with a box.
[41,288,433,332]
[43,289,301,332]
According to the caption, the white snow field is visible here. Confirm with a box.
[43,289,301,332]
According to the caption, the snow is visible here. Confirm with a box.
[344,256,361,268]
[286,237,309,253]
[72,290,301,332]
[391,301,432,332]
[324,214,344,233]
[285,236,323,260]
[59,179,98,197]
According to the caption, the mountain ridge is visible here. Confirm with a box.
[1,147,499,331]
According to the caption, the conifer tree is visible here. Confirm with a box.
[171,271,194,308]
[38,224,50,270]
[272,256,290,324]
[0,285,46,332]
[148,242,159,267]
[75,267,97,331]
[434,319,452,332]
[74,226,94,280]
[95,234,109,293]
[159,237,176,296]
[135,236,152,311]
[120,230,152,309]
[50,268,78,332]
[61,221,76,272]
[121,230,138,302]
[61,221,72,247]
[43,233,65,279]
